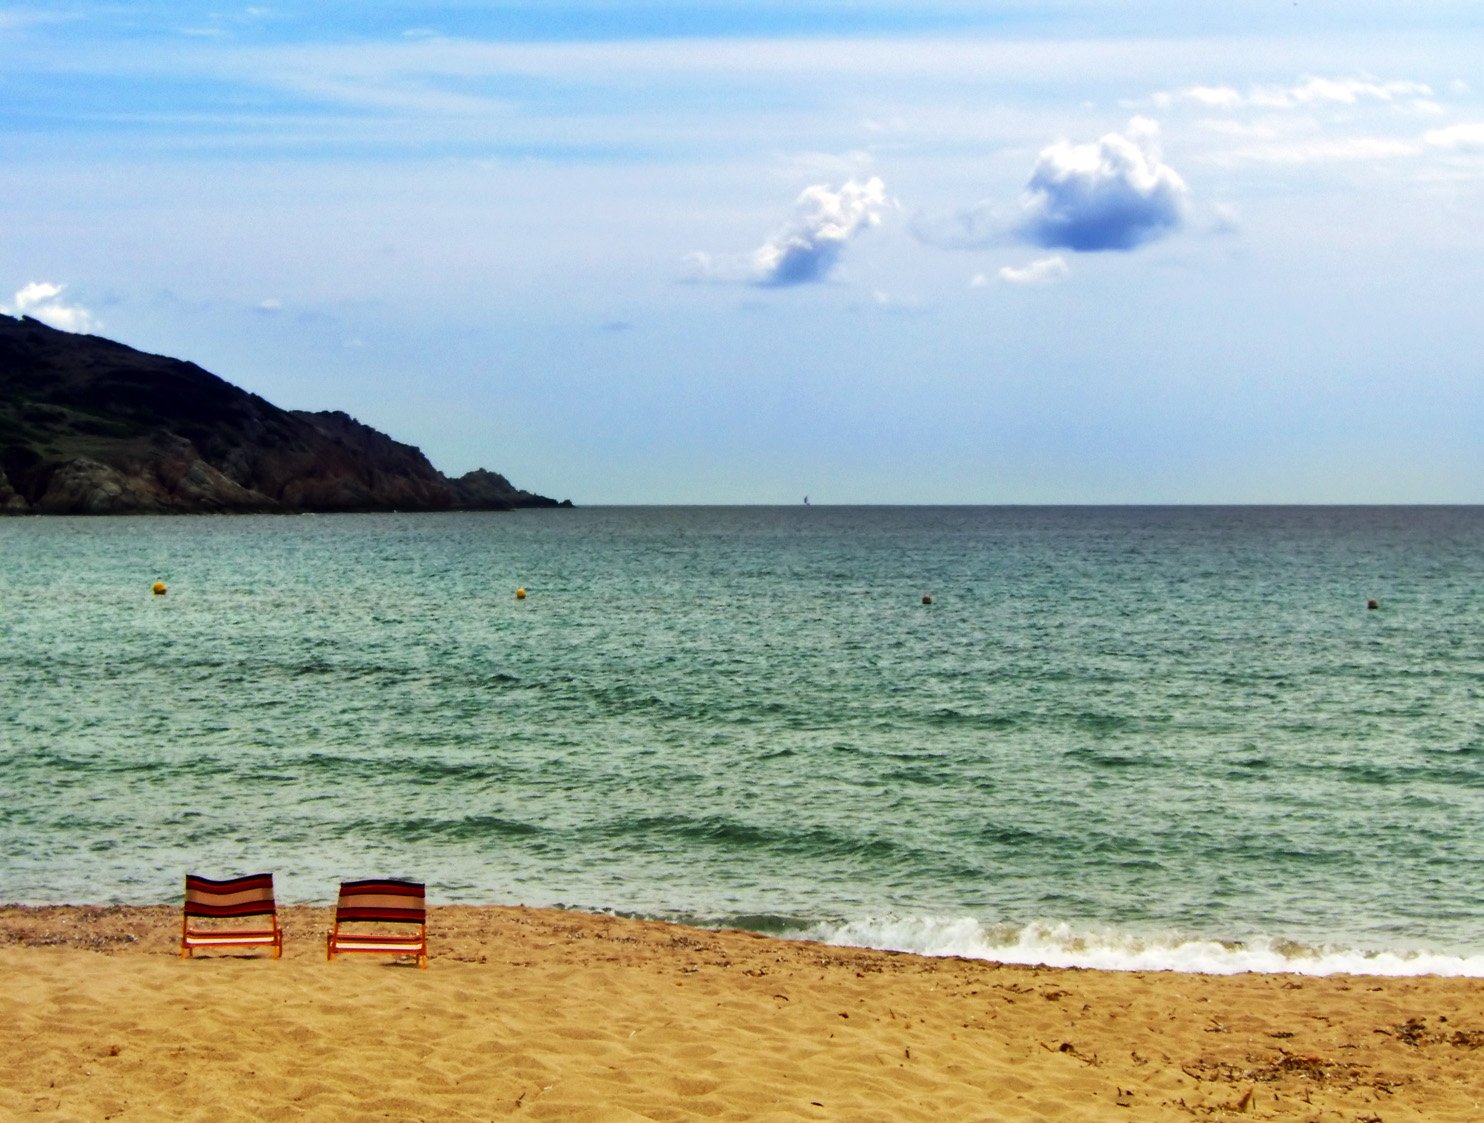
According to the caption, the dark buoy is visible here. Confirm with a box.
[921,594,932,605]
[1367,598,1379,610]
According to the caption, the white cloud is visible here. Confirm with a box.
[997,255,1069,285]
[1183,85,1245,110]
[1289,76,1432,106]
[4,281,100,333]
[1139,72,1461,175]
[695,176,889,287]
[1018,118,1187,252]
[913,119,1185,254]
[1424,122,1484,150]
[752,176,888,286]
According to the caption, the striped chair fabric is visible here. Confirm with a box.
[325,879,428,968]
[180,872,283,959]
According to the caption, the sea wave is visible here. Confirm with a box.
[802,916,1484,977]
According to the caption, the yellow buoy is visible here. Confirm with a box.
[515,587,527,600]
[152,581,168,596]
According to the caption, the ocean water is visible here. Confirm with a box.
[2,506,1481,975]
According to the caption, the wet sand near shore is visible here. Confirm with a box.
[2,904,1481,1121]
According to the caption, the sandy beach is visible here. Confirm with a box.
[1,905,1480,1121]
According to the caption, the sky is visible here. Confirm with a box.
[3,1,1482,503]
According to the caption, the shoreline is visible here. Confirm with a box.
[8,898,1480,977]
[4,904,1481,1120]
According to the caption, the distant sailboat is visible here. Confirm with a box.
[803,495,810,506]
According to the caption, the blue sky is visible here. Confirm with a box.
[3,2,1482,502]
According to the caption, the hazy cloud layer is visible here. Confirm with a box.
[910,201,1005,252]
[1159,76,1435,112]
[1219,136,1421,165]
[1425,122,1484,149]
[1018,118,1187,252]
[4,282,99,333]
[6,4,1483,503]
[1146,72,1467,168]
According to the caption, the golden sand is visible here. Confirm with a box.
[2,904,1481,1121]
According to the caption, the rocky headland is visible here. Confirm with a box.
[0,315,568,514]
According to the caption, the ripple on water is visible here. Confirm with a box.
[0,507,1480,959]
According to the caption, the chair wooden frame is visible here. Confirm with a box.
[325,879,428,969]
[180,872,283,959]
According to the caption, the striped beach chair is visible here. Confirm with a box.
[325,879,428,969]
[180,872,283,959]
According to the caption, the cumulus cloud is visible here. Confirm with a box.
[752,176,888,286]
[1017,118,1187,252]
[912,119,1186,255]
[997,255,1069,285]
[4,281,100,333]
[692,177,889,287]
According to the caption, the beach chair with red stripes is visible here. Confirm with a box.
[180,872,283,959]
[325,879,428,969]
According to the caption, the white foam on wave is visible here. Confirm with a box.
[805,916,1484,977]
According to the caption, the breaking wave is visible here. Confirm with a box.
[803,916,1484,977]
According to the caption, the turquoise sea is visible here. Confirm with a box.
[2,506,1481,975]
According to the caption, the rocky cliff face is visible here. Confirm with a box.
[0,315,566,514]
